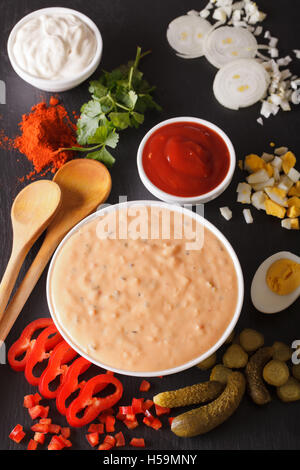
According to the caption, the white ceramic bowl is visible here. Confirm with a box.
[137,117,236,205]
[7,7,103,92]
[47,200,244,377]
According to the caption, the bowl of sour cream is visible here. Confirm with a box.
[7,7,103,92]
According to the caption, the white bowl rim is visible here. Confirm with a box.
[137,116,236,203]
[7,7,103,86]
[47,200,244,377]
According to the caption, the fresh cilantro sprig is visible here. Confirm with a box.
[60,47,161,167]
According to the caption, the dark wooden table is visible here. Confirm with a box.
[0,0,299,451]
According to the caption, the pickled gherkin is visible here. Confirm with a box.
[171,372,245,437]
[223,344,248,369]
[245,347,273,405]
[196,353,217,370]
[153,381,224,408]
[277,377,300,402]
[263,360,289,387]
[239,328,264,353]
[210,364,232,384]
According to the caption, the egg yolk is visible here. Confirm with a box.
[266,259,300,296]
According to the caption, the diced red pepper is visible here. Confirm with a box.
[39,340,77,399]
[155,404,171,416]
[8,318,55,371]
[61,427,71,439]
[119,406,133,415]
[150,417,162,430]
[132,398,144,414]
[34,432,45,444]
[143,399,154,412]
[56,357,91,416]
[115,431,125,447]
[123,417,139,429]
[86,432,99,447]
[25,325,62,386]
[58,434,72,448]
[98,443,112,450]
[105,415,115,432]
[143,416,153,427]
[31,423,49,433]
[139,380,150,392]
[116,411,126,421]
[39,418,51,425]
[9,424,25,443]
[168,417,174,426]
[28,405,47,420]
[49,424,61,434]
[88,423,104,434]
[98,409,115,423]
[104,435,115,447]
[27,439,38,450]
[130,438,145,447]
[24,394,41,409]
[66,374,123,428]
[125,413,136,422]
[48,435,65,450]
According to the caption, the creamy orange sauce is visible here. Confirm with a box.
[50,207,238,372]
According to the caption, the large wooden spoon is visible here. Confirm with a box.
[0,180,61,321]
[0,159,111,345]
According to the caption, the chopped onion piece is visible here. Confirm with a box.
[291,89,300,105]
[204,26,258,68]
[213,7,228,22]
[287,167,300,183]
[243,208,253,223]
[274,146,288,156]
[269,37,278,48]
[251,191,267,210]
[220,206,233,220]
[200,9,211,19]
[247,168,269,184]
[254,25,263,36]
[251,177,274,191]
[213,58,269,110]
[277,56,292,67]
[257,117,263,125]
[167,15,212,58]
[293,49,300,59]
[261,152,274,162]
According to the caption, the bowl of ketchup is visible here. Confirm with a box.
[137,117,236,205]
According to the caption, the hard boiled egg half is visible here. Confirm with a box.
[251,251,300,313]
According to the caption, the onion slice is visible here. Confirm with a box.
[204,26,258,68]
[166,15,212,58]
[213,58,270,110]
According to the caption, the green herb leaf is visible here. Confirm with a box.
[86,147,116,167]
[109,112,131,130]
[67,47,161,167]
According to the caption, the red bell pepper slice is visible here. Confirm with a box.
[66,374,123,428]
[23,393,42,408]
[48,435,65,450]
[123,417,139,429]
[24,325,62,386]
[56,356,91,415]
[130,438,145,447]
[38,340,77,399]
[9,424,25,443]
[8,318,55,371]
[132,398,144,414]
[105,415,115,433]
[28,405,49,420]
[61,427,71,439]
[27,439,38,450]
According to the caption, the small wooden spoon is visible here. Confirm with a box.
[0,159,111,345]
[0,180,61,321]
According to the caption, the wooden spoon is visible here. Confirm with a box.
[0,159,111,345]
[0,180,61,321]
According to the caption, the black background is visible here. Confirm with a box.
[0,0,299,451]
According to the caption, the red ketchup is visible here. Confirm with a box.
[142,121,230,197]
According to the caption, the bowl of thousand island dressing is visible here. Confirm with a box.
[47,200,244,377]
